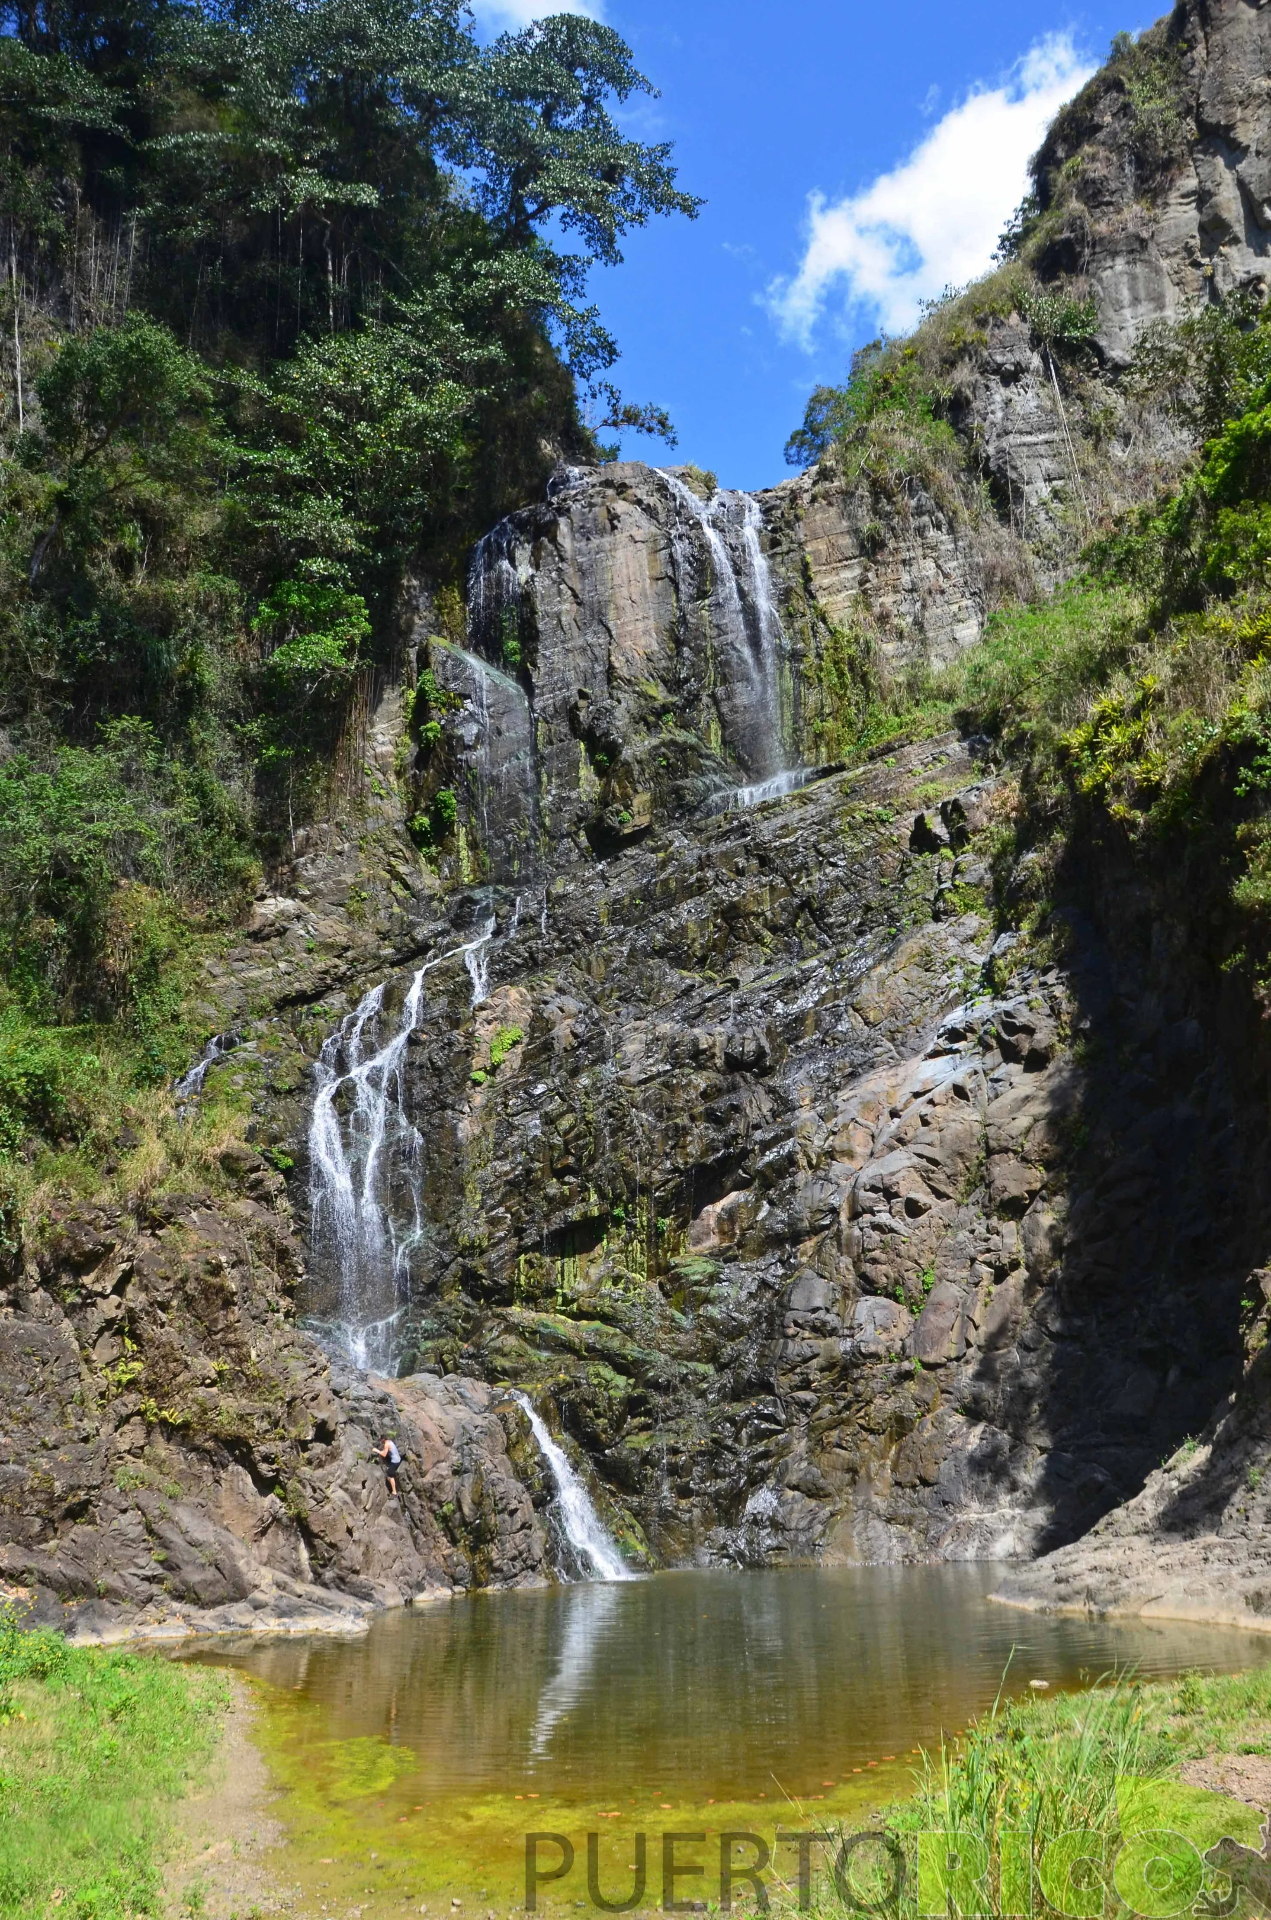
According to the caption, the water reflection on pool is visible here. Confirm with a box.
[195,1564,1271,1912]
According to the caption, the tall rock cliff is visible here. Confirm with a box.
[7,0,1271,1640]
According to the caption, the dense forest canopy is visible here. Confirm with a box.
[0,0,697,1074]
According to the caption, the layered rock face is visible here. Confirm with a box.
[0,1181,554,1640]
[421,460,994,883]
[1034,0,1271,363]
[279,722,1254,1578]
[9,0,1271,1639]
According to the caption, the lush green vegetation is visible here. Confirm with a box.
[843,1666,1271,1920]
[0,1609,230,1917]
[784,339,962,493]
[792,287,1271,988]
[0,0,696,1201]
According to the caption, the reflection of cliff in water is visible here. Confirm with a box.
[196,1565,1271,1800]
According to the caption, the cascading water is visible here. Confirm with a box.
[173,1029,242,1109]
[713,767,819,814]
[464,914,496,1007]
[662,473,790,786]
[512,1391,632,1582]
[306,926,496,1373]
[436,643,539,883]
[466,518,521,651]
[428,533,540,881]
[307,976,423,1373]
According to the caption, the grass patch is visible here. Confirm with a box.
[0,1012,267,1251]
[0,1610,230,1918]
[801,1666,1271,1919]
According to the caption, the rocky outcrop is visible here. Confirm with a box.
[12,0,1271,1638]
[0,1177,553,1642]
[412,460,1000,879]
[994,1284,1271,1629]
[765,460,988,672]
[1034,0,1271,363]
[12,680,1265,1626]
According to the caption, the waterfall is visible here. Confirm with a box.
[307,975,423,1373]
[173,1029,241,1108]
[662,473,789,784]
[433,619,539,883]
[466,518,521,656]
[511,1391,633,1583]
[464,914,496,1007]
[306,927,497,1373]
[740,495,784,702]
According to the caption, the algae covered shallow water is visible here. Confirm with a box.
[196,1565,1271,1915]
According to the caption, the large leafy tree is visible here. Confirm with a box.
[0,0,700,957]
[3,0,701,377]
[0,0,698,541]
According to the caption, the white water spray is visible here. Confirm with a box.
[307,976,421,1372]
[716,767,818,814]
[740,494,784,701]
[464,915,497,1007]
[661,473,791,787]
[512,1391,632,1582]
[307,925,499,1372]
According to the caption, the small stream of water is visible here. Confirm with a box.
[511,1392,632,1582]
[435,638,539,883]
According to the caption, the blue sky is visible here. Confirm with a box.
[471,0,1154,490]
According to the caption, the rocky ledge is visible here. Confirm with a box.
[994,1331,1271,1633]
[0,1180,555,1642]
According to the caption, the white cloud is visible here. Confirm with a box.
[766,35,1096,347]
[467,0,602,27]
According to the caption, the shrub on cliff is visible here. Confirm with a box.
[784,341,961,504]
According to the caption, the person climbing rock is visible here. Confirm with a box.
[376,1435,402,1498]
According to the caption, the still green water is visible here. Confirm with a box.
[197,1565,1271,1915]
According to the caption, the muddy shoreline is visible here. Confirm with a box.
[164,1672,288,1918]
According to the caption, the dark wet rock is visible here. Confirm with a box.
[13,0,1271,1634]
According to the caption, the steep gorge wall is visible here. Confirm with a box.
[279,0,1271,1617]
[9,0,1271,1639]
[290,733,1265,1585]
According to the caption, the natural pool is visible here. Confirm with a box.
[195,1565,1271,1916]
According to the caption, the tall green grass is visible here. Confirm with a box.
[882,1673,1174,1915]
[0,1612,230,1918]
[807,1666,1271,1920]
